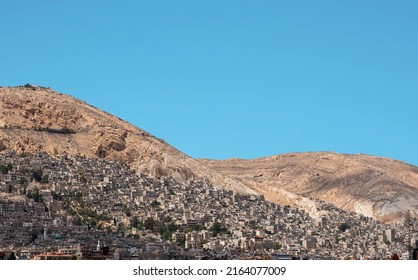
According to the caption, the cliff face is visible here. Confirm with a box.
[1,85,418,223]
[0,85,254,194]
[200,152,418,223]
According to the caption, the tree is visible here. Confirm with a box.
[80,176,87,184]
[0,164,13,174]
[167,222,179,232]
[75,191,83,202]
[210,221,227,237]
[151,200,161,208]
[117,223,125,233]
[31,231,38,243]
[32,169,43,182]
[131,216,140,228]
[161,230,172,241]
[0,166,7,175]
[124,206,131,217]
[176,237,185,248]
[52,191,63,201]
[144,217,155,231]
[339,223,350,232]
[274,243,282,250]
[19,176,28,186]
[28,187,43,203]
[41,174,49,184]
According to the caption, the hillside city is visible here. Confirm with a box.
[0,151,417,260]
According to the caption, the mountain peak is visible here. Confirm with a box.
[0,86,255,194]
[1,86,418,223]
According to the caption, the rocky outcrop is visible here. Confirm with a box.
[0,86,254,195]
[2,85,418,223]
[200,152,418,223]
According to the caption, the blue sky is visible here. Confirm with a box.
[1,1,417,164]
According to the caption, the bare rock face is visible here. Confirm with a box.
[200,152,418,223]
[2,86,418,223]
[0,139,6,151]
[0,86,254,195]
[13,135,44,154]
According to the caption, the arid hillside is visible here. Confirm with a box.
[0,85,254,194]
[1,85,418,223]
[200,152,418,223]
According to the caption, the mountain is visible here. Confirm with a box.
[0,85,254,195]
[1,85,418,223]
[200,152,418,223]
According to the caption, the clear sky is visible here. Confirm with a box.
[1,1,417,165]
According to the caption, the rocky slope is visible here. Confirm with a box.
[0,85,254,194]
[1,85,418,223]
[200,152,418,223]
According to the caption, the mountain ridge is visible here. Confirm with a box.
[1,85,418,223]
[0,85,255,195]
[200,152,418,223]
